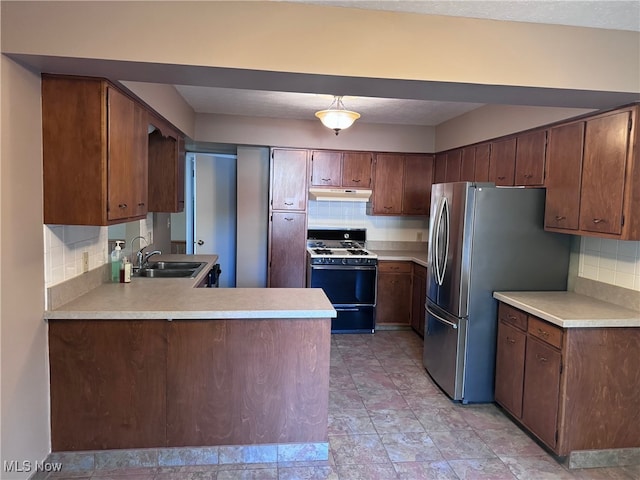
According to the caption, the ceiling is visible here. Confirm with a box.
[172,0,640,127]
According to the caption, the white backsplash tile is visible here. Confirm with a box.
[578,237,640,292]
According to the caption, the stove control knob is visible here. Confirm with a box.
[341,258,347,265]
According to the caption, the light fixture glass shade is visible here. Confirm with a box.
[315,96,360,135]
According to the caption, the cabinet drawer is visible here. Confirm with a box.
[528,316,563,349]
[498,303,528,331]
[378,261,412,274]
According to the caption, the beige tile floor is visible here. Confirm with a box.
[43,330,639,480]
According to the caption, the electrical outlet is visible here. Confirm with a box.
[82,251,89,273]
[148,231,153,245]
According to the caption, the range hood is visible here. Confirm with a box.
[309,187,372,202]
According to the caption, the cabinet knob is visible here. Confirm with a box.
[321,178,331,182]
[284,202,294,206]
[351,179,361,183]
[536,354,548,363]
[284,217,294,222]
[506,337,516,344]
[537,328,550,339]
[555,216,566,221]
[138,202,145,207]
[383,206,393,210]
[118,203,128,209]
[497,176,506,180]
[523,174,533,178]
[592,218,605,224]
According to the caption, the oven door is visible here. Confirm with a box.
[308,265,377,306]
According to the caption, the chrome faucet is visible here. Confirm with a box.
[140,250,162,269]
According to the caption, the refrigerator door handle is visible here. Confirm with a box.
[426,304,458,329]
[431,196,450,286]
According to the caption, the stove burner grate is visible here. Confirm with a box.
[347,249,369,255]
[313,248,333,255]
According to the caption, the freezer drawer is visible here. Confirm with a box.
[423,301,466,401]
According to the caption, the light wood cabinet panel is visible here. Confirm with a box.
[371,154,404,215]
[311,150,342,187]
[376,261,412,325]
[268,212,307,288]
[271,148,308,211]
[544,122,584,231]
[148,118,186,213]
[342,152,373,188]
[489,138,516,186]
[49,321,167,451]
[515,130,547,186]
[42,75,149,225]
[403,154,434,215]
[579,110,630,236]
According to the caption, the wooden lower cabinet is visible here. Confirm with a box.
[376,261,412,326]
[411,264,427,336]
[268,211,307,288]
[48,318,331,451]
[494,302,640,456]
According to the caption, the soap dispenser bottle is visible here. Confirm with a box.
[110,241,124,283]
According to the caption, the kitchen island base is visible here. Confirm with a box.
[49,317,331,451]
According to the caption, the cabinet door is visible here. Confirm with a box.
[444,150,462,183]
[107,87,148,221]
[377,262,412,325]
[515,130,547,186]
[434,153,447,184]
[311,150,341,187]
[579,111,631,235]
[271,149,308,210]
[49,320,167,451]
[372,154,404,215]
[522,337,562,449]
[269,212,307,287]
[544,122,584,231]
[402,155,434,215]
[495,321,526,418]
[148,126,186,213]
[342,152,372,188]
[489,138,517,186]
[460,147,475,182]
[411,264,427,336]
[474,144,491,182]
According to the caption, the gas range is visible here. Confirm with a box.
[307,228,378,265]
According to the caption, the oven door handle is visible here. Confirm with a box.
[309,265,377,271]
[335,308,360,312]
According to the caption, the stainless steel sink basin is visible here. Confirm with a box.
[135,261,206,278]
[146,261,204,270]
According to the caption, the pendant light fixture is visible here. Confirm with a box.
[315,96,360,135]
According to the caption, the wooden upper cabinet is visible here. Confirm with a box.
[371,153,404,215]
[403,154,434,215]
[489,138,516,186]
[434,153,447,184]
[474,144,491,182]
[148,117,186,213]
[271,148,309,211]
[342,152,372,188]
[544,122,585,231]
[579,110,631,236]
[42,75,149,225]
[444,150,462,182]
[515,130,547,186]
[310,150,341,187]
[460,147,476,182]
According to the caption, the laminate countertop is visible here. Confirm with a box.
[44,254,336,321]
[494,291,640,328]
[373,250,428,268]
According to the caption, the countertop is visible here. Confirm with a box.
[45,254,336,321]
[372,249,428,267]
[494,291,640,328]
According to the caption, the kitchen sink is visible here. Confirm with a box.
[135,261,206,278]
[146,261,205,270]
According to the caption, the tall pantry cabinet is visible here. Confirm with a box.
[268,148,309,288]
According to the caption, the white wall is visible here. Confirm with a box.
[1,56,50,479]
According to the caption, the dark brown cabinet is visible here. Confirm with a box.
[376,261,412,325]
[460,144,491,182]
[148,116,186,213]
[310,150,372,188]
[434,151,461,183]
[342,152,373,188]
[544,122,584,231]
[495,301,640,456]
[370,153,433,216]
[268,148,309,288]
[411,263,427,336]
[544,105,640,240]
[515,130,547,186]
[43,75,149,225]
[489,138,516,186]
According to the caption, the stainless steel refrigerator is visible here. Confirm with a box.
[423,182,571,404]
